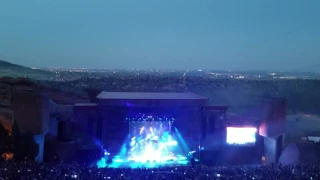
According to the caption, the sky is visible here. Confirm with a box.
[0,0,319,71]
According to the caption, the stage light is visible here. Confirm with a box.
[103,149,110,156]
[108,115,190,168]
[125,114,176,122]
[71,174,77,179]
[115,121,185,165]
[97,157,107,168]
[167,140,178,146]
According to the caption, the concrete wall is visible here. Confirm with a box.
[263,134,285,164]
[73,104,99,135]
[201,109,230,151]
[174,107,202,152]
[263,136,276,164]
[49,117,58,137]
[50,140,77,161]
[99,107,128,155]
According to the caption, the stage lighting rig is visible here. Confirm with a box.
[125,113,175,122]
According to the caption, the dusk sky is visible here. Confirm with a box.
[0,0,319,70]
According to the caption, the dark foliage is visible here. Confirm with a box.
[15,77,35,86]
[0,76,15,84]
[0,123,10,154]
[11,121,39,161]
[85,88,101,103]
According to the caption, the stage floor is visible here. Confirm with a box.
[102,155,191,168]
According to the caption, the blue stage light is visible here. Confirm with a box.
[107,120,189,168]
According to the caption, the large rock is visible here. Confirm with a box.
[297,142,320,164]
[278,143,300,165]
[279,142,320,165]
[0,108,13,131]
[0,83,12,107]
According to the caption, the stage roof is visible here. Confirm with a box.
[74,103,98,107]
[96,91,208,100]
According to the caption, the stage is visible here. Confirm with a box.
[73,91,268,167]
[110,155,190,168]
[76,92,209,168]
[96,115,195,168]
[97,154,198,168]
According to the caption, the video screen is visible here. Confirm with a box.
[226,127,257,146]
[124,121,185,163]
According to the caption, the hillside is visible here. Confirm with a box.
[40,77,320,114]
[0,60,53,79]
[0,60,31,70]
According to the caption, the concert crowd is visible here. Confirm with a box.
[0,161,319,180]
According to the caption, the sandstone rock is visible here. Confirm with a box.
[0,83,12,107]
[279,143,300,165]
[0,108,13,131]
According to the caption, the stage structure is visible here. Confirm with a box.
[73,92,283,167]
[12,89,285,166]
[95,92,208,168]
[220,121,263,165]
[200,107,263,165]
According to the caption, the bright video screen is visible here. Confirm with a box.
[226,127,257,146]
[125,121,185,163]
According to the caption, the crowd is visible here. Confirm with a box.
[0,161,320,180]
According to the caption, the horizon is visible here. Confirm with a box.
[2,59,320,73]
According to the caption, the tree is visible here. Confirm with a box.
[85,88,101,103]
[0,123,9,155]
[11,121,22,160]
[15,77,34,86]
[20,132,39,161]
[0,76,15,84]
